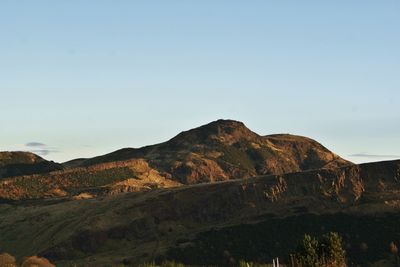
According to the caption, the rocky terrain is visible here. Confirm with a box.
[0,159,399,266]
[2,120,399,266]
[0,120,351,200]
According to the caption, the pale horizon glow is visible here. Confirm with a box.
[1,1,399,164]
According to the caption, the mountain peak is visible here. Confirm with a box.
[169,119,257,147]
[202,119,250,135]
[207,119,246,128]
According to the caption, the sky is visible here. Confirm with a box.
[1,1,399,163]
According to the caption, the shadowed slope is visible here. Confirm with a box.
[0,152,63,179]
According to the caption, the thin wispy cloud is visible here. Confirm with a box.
[25,142,46,147]
[350,153,400,159]
[24,142,59,156]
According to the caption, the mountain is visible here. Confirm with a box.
[0,120,352,200]
[0,159,399,266]
[0,152,63,179]
[73,120,351,182]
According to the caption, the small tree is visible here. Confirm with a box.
[295,234,320,267]
[319,232,346,267]
[292,232,347,267]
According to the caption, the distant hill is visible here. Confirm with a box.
[66,119,351,182]
[0,151,63,179]
[0,120,352,200]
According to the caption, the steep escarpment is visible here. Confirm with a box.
[0,160,399,266]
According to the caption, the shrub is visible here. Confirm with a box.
[21,256,55,267]
[0,253,16,267]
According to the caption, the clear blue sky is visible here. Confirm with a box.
[1,1,399,163]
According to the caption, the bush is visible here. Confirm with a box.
[21,256,55,267]
[0,253,16,267]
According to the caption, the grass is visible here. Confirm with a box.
[0,166,136,199]
[217,144,256,173]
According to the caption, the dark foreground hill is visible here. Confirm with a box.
[0,120,351,200]
[0,160,399,266]
[0,152,63,179]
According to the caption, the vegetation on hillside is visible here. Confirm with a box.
[2,232,400,266]
[0,166,136,199]
[0,253,55,267]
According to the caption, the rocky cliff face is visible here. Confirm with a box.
[0,120,352,200]
[0,160,399,266]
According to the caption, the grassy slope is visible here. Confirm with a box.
[0,160,399,266]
